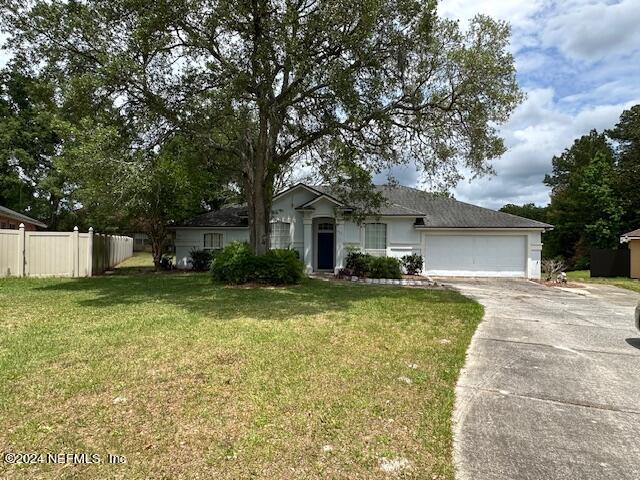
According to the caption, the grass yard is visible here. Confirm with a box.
[0,254,482,479]
[567,270,640,294]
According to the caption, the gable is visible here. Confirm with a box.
[271,185,319,214]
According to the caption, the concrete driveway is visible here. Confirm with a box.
[446,279,640,480]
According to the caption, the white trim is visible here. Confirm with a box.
[418,228,546,234]
[298,194,344,208]
[273,183,323,201]
[525,234,530,278]
[313,217,336,271]
[171,226,248,230]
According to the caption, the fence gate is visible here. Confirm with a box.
[590,247,630,278]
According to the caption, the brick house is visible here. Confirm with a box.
[0,205,47,231]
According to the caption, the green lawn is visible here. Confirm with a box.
[0,254,482,479]
[567,270,640,293]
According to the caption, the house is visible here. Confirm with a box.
[620,228,640,279]
[172,183,552,278]
[127,232,175,253]
[0,205,47,231]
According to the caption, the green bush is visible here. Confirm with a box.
[210,242,304,285]
[189,248,214,272]
[368,256,402,279]
[255,249,305,284]
[401,253,423,275]
[159,254,174,271]
[210,242,254,284]
[344,250,402,279]
[345,250,372,277]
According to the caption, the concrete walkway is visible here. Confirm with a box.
[446,279,640,480]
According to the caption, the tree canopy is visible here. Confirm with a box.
[0,60,72,229]
[609,105,640,230]
[503,106,640,268]
[2,0,523,254]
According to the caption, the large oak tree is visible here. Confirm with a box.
[2,0,523,254]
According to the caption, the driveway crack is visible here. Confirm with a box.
[476,336,640,357]
[457,384,640,415]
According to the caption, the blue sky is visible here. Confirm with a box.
[381,0,640,208]
[2,1,640,209]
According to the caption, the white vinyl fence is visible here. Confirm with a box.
[0,225,133,278]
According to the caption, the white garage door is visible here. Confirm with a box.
[425,235,526,277]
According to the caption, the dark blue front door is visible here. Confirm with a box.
[317,232,334,270]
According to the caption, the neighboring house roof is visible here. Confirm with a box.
[172,206,248,228]
[172,184,553,229]
[0,205,47,228]
[621,228,640,241]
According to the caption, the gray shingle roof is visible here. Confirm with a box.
[317,185,552,229]
[173,206,248,227]
[623,228,640,238]
[0,205,47,228]
[173,184,552,229]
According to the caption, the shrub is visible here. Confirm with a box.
[573,256,590,271]
[210,242,254,284]
[159,254,174,271]
[541,257,566,281]
[336,268,353,279]
[189,248,214,272]
[344,250,402,279]
[401,253,423,275]
[368,256,402,279]
[255,249,305,284]
[345,250,372,277]
[210,242,304,285]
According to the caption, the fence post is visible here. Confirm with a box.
[87,227,94,277]
[72,226,79,278]
[18,223,25,277]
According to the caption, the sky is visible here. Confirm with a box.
[2,2,640,209]
[395,0,640,209]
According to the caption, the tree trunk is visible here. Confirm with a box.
[244,104,276,255]
[147,222,166,271]
[245,154,273,256]
[49,194,60,230]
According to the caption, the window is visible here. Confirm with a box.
[317,222,334,231]
[204,233,223,250]
[270,222,291,249]
[365,223,387,251]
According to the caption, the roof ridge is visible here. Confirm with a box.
[444,198,552,228]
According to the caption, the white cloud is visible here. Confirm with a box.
[421,0,640,209]
[452,89,639,209]
[438,0,547,29]
[541,0,640,62]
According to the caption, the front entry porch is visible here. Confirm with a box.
[302,216,345,273]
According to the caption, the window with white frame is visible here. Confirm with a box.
[270,221,291,249]
[203,233,223,250]
[365,223,387,252]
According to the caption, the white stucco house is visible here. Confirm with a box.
[172,183,552,278]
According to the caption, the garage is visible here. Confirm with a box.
[424,234,527,277]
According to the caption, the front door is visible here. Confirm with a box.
[317,222,335,270]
